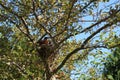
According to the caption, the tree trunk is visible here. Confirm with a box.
[44,68,57,80]
[43,60,57,80]
[38,44,57,80]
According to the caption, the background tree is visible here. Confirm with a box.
[72,35,120,80]
[0,0,120,80]
[103,36,120,80]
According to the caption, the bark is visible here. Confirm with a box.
[43,60,56,80]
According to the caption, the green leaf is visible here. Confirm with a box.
[107,75,114,80]
[0,33,2,38]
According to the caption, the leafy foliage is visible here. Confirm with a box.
[103,37,120,80]
[0,0,120,80]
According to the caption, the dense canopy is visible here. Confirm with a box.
[0,0,120,80]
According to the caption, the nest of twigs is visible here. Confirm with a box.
[38,44,57,61]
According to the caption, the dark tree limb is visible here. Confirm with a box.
[81,22,114,48]
[0,1,57,48]
[20,17,30,34]
[32,0,38,20]
[52,20,116,74]
[79,0,95,12]
[58,35,72,45]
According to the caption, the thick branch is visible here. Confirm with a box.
[81,22,115,48]
[52,34,73,52]
[53,21,115,74]
[53,28,66,38]
[37,0,94,47]
[0,2,38,53]
[0,1,57,49]
[64,0,77,26]
[58,35,72,45]
[80,0,95,12]
[52,47,81,74]
[11,62,28,75]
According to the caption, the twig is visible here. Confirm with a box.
[20,17,30,34]
[11,62,28,75]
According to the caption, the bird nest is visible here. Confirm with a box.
[38,44,57,61]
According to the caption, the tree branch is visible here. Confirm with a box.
[20,17,30,34]
[53,28,66,38]
[10,20,34,44]
[50,0,96,53]
[52,20,116,74]
[0,2,31,38]
[0,3,20,17]
[53,0,95,46]
[58,35,72,45]
[80,9,120,33]
[52,0,77,41]
[32,0,38,21]
[32,1,58,46]
[11,62,28,75]
[38,23,58,47]
[109,43,120,48]
[81,22,115,48]
[79,0,95,12]
[64,0,77,25]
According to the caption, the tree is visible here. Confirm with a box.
[103,36,120,80]
[0,0,120,80]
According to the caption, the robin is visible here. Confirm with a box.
[38,37,49,46]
